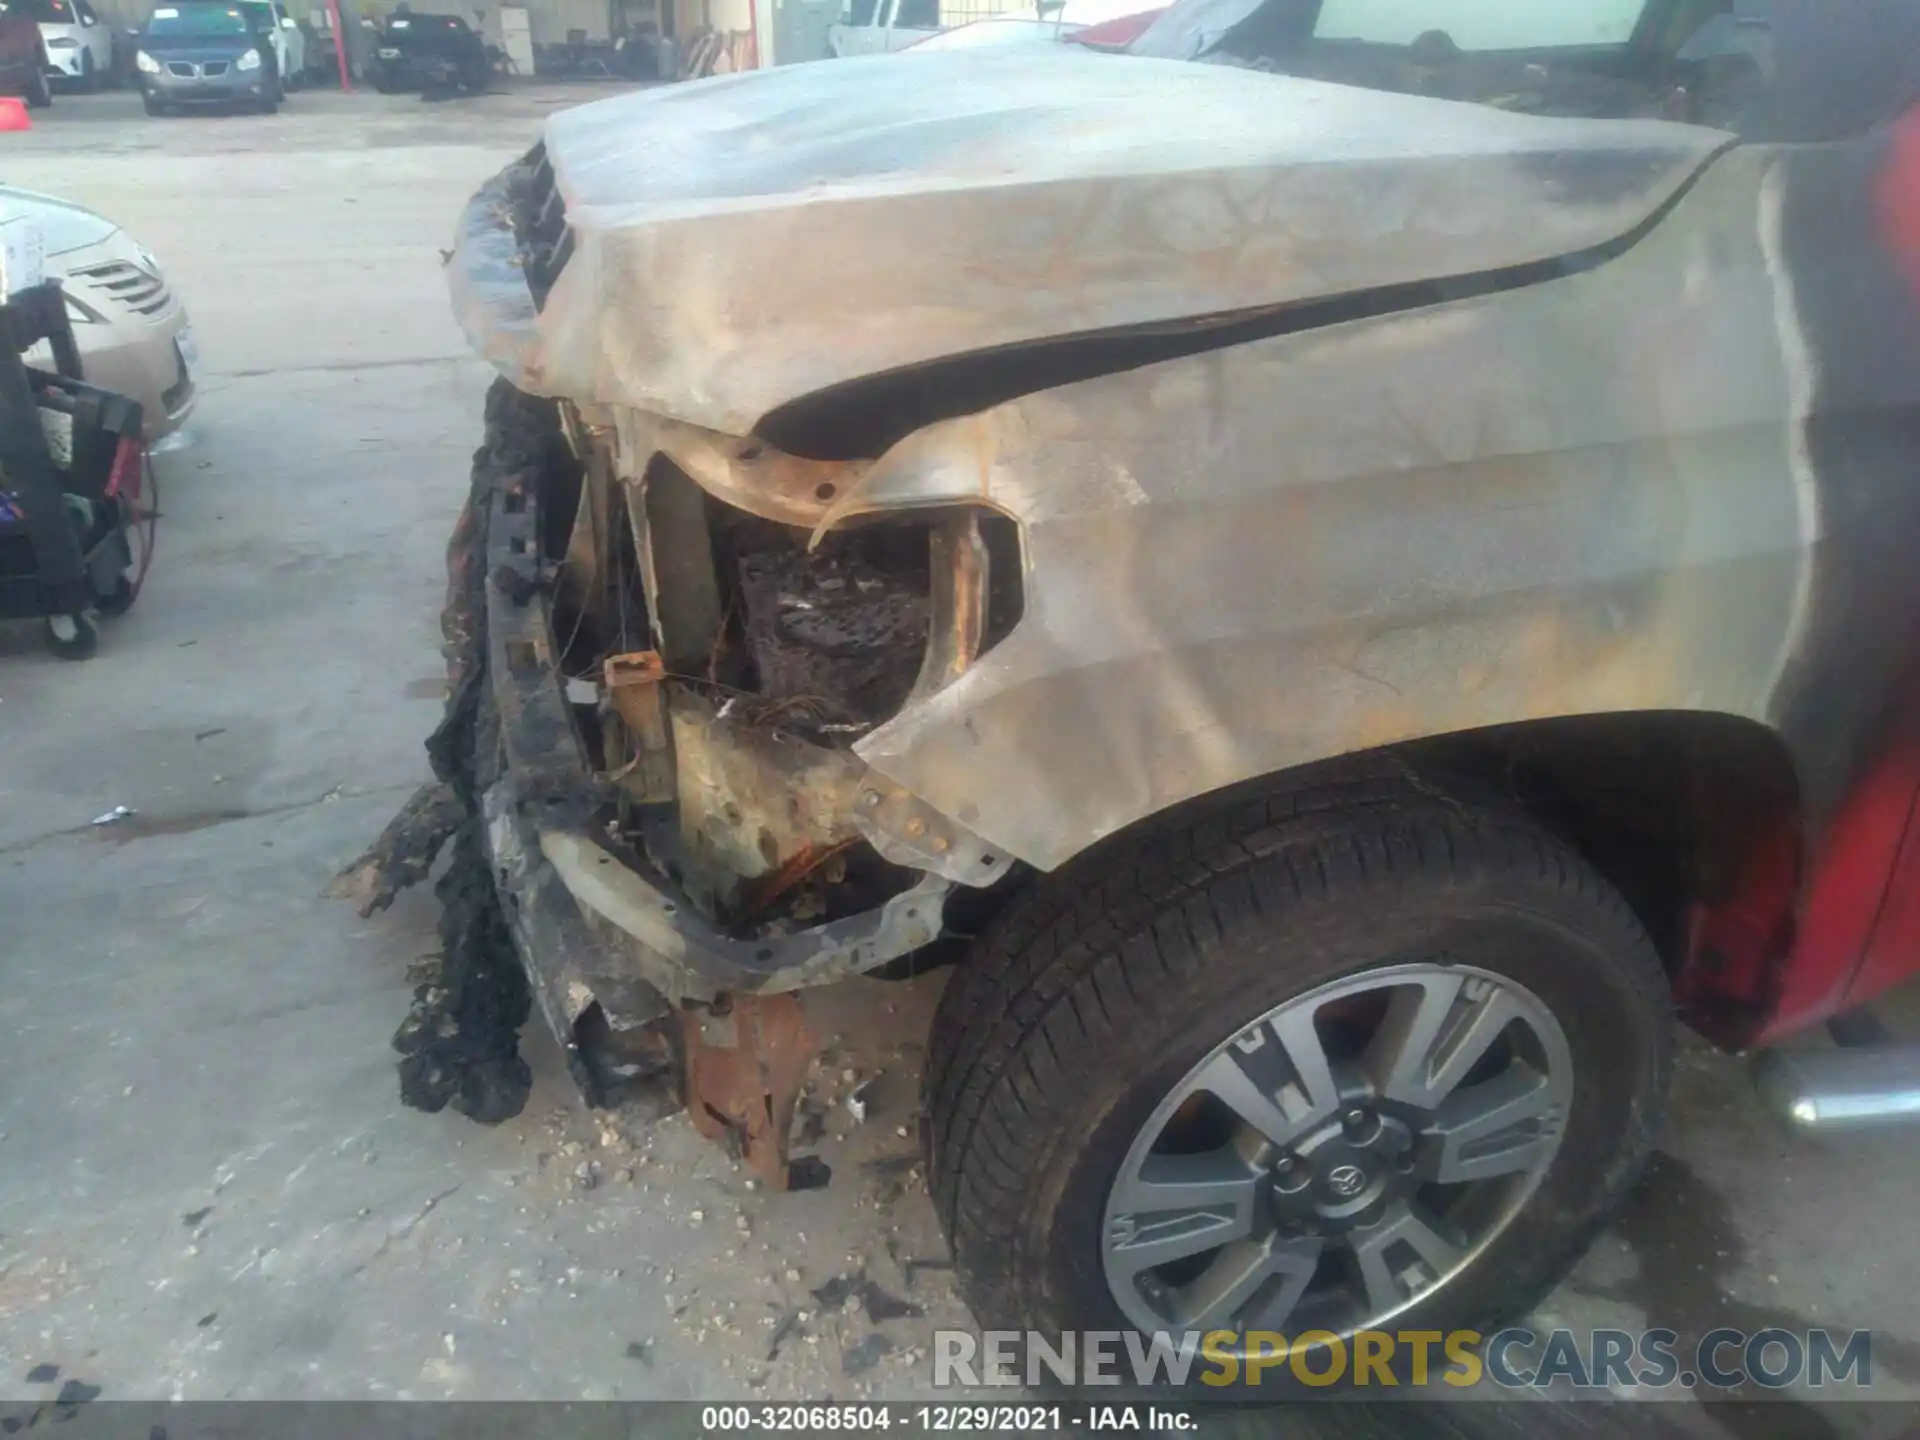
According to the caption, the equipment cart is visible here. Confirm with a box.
[0,278,157,660]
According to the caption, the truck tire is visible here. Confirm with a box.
[925,768,1671,1378]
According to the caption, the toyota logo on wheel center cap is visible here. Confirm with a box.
[1326,1163,1368,1198]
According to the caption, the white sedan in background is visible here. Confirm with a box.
[0,185,197,441]
[29,0,112,89]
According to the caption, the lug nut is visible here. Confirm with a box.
[1273,1156,1312,1195]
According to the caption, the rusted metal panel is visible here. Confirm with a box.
[603,649,676,804]
[447,50,1725,433]
[669,687,867,914]
[681,993,827,1191]
[907,511,989,705]
[649,418,871,530]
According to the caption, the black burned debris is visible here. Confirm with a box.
[339,380,560,1124]
[731,531,930,736]
[327,780,464,918]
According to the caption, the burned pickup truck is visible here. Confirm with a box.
[348,0,1920,1359]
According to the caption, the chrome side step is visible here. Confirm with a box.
[1752,1043,1920,1133]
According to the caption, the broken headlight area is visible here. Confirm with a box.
[337,380,1022,1185]
[546,416,1024,940]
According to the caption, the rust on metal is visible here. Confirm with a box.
[680,992,826,1191]
[742,838,859,919]
[651,419,868,530]
[603,649,676,803]
[669,688,865,917]
[907,510,988,704]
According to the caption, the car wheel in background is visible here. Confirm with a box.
[43,613,97,660]
[93,576,135,618]
[142,93,167,115]
[925,768,1674,1373]
[27,64,52,108]
[80,51,97,91]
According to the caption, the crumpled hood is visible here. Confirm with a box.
[460,48,1726,433]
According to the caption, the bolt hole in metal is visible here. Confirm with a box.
[1101,964,1571,1346]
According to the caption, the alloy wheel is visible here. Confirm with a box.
[1100,963,1572,1343]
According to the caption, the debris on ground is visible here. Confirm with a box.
[793,1094,829,1147]
[810,1271,859,1311]
[845,1077,876,1125]
[807,1269,923,1323]
[89,805,134,826]
[897,1254,952,1291]
[857,1278,921,1323]
[766,1310,801,1362]
[841,1334,892,1376]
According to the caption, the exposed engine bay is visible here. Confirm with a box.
[547,437,1021,941]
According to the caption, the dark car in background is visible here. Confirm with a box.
[134,0,282,114]
[365,11,486,94]
[0,0,53,106]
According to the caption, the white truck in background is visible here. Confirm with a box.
[825,0,1151,56]
[827,0,1648,59]
[826,0,938,55]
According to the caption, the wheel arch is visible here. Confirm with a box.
[1355,712,1803,1000]
[947,710,1805,1040]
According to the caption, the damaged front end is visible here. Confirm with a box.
[341,155,1022,1187]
